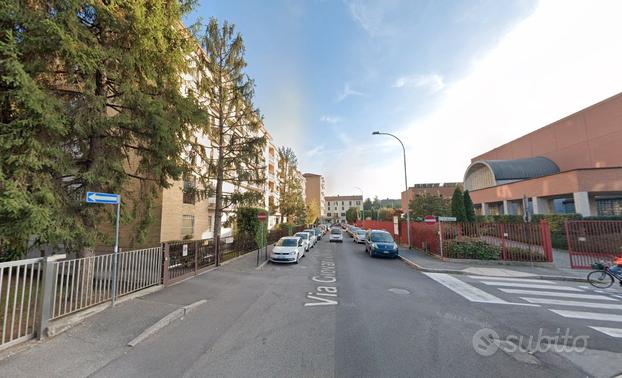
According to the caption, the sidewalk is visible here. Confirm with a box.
[0,250,270,377]
[399,248,587,282]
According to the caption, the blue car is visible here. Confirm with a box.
[365,230,399,258]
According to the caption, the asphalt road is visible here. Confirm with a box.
[2,234,621,377]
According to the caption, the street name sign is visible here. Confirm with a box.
[438,216,457,222]
[86,192,120,204]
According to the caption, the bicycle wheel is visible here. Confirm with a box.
[587,270,614,288]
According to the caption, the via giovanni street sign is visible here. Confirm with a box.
[438,216,457,222]
[85,191,121,304]
[86,191,120,204]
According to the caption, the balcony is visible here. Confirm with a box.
[268,154,277,165]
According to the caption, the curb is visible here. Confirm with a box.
[128,299,207,347]
[398,255,587,283]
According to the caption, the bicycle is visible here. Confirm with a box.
[587,262,622,289]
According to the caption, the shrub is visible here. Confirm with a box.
[443,237,500,260]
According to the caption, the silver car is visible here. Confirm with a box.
[303,229,318,247]
[294,232,311,251]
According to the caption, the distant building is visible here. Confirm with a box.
[401,183,462,214]
[303,173,326,219]
[326,195,364,223]
[464,92,622,217]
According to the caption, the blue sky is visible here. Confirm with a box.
[185,0,622,199]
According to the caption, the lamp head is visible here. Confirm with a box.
[372,131,380,135]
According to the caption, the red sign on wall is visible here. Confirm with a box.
[424,216,437,224]
[257,212,268,222]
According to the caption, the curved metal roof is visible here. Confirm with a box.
[483,156,560,180]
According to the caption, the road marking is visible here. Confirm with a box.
[499,289,617,301]
[550,309,622,322]
[423,273,538,306]
[520,297,622,309]
[468,276,555,284]
[589,326,622,338]
[480,282,583,291]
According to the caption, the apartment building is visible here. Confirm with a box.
[400,183,462,214]
[265,138,282,229]
[303,173,326,220]
[325,195,363,223]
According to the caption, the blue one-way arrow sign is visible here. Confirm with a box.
[86,192,120,204]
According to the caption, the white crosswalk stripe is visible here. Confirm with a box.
[467,276,555,284]
[498,288,617,301]
[588,327,622,338]
[422,273,538,306]
[479,281,584,291]
[520,297,622,309]
[549,309,622,322]
[428,274,622,340]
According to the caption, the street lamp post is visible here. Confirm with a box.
[354,186,363,223]
[372,131,411,249]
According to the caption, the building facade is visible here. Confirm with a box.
[464,92,622,217]
[326,195,364,223]
[401,183,462,214]
[303,173,326,221]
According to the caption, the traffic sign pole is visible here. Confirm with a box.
[111,199,121,305]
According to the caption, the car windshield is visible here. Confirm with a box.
[371,232,394,243]
[356,231,366,236]
[295,233,309,240]
[276,238,298,247]
[331,228,341,234]
[304,230,315,235]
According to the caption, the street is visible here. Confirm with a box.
[2,236,621,377]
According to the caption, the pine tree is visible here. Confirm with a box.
[463,190,476,222]
[196,18,267,262]
[277,147,305,222]
[451,187,466,221]
[1,1,203,259]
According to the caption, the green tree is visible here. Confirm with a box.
[1,1,203,259]
[451,187,466,221]
[463,190,476,222]
[378,207,396,221]
[345,207,359,223]
[196,18,267,254]
[409,194,450,218]
[363,198,372,210]
[277,147,305,222]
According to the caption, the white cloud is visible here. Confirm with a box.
[393,73,446,93]
[336,82,364,102]
[396,0,622,187]
[324,0,622,199]
[320,115,343,124]
[344,0,397,37]
[306,145,325,158]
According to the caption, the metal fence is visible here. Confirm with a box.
[438,222,552,262]
[51,247,162,319]
[566,220,622,269]
[0,258,42,349]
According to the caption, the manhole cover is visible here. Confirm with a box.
[388,288,410,295]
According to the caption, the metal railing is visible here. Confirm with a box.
[0,258,43,349]
[51,247,162,320]
[566,220,622,269]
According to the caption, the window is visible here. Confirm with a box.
[341,207,344,211]
[181,215,194,239]
[356,201,360,205]
[349,201,352,206]
[183,176,196,204]
[341,212,345,216]
[327,212,332,216]
[597,198,622,216]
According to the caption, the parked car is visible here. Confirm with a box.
[270,236,304,263]
[314,228,323,240]
[365,230,399,258]
[353,229,366,244]
[348,226,360,237]
[329,227,343,242]
[294,232,311,251]
[303,229,318,247]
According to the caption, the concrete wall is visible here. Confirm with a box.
[472,92,622,171]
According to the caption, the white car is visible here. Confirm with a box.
[270,237,305,263]
[303,229,318,247]
[353,229,366,244]
[294,232,311,251]
[329,228,343,243]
